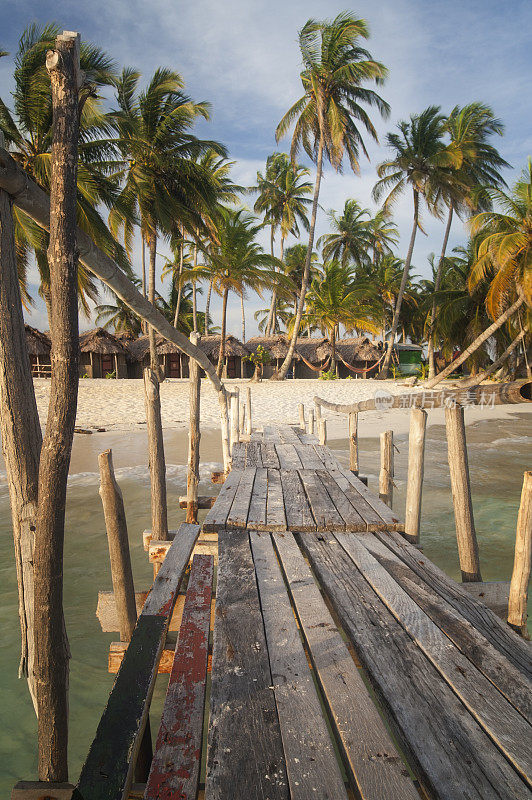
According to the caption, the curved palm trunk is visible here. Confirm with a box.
[380,189,419,378]
[204,278,213,335]
[330,324,337,376]
[428,206,453,379]
[141,235,147,334]
[192,238,198,332]
[147,231,159,375]
[423,293,525,388]
[270,236,285,334]
[173,229,185,328]
[217,287,229,378]
[265,226,276,335]
[273,133,325,380]
[240,290,246,342]
[457,329,527,388]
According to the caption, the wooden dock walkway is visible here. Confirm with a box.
[70,424,531,800]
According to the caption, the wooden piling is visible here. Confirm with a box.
[240,402,246,435]
[315,402,322,424]
[230,389,240,453]
[307,408,315,435]
[187,332,201,524]
[445,405,482,582]
[379,430,394,507]
[318,418,327,446]
[144,368,168,541]
[245,387,252,436]
[404,409,427,544]
[508,471,532,636]
[299,403,305,431]
[348,412,358,474]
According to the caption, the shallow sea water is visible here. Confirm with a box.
[0,415,530,793]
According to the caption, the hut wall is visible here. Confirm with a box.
[115,353,128,379]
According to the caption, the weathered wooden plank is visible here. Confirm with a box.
[316,470,366,531]
[298,469,345,531]
[340,467,403,529]
[312,443,342,471]
[277,425,300,443]
[300,532,531,800]
[296,431,318,445]
[263,425,282,443]
[273,533,419,800]
[279,469,316,532]
[76,523,199,800]
[328,469,387,531]
[335,532,532,784]
[375,529,532,680]
[274,443,303,470]
[230,441,247,469]
[250,532,349,800]
[246,467,268,530]
[145,554,213,800]
[202,468,241,532]
[206,530,288,799]
[266,468,287,531]
[108,642,175,674]
[226,467,256,528]
[245,440,263,467]
[260,441,281,468]
[361,533,531,722]
[293,443,323,469]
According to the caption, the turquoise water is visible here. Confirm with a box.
[0,416,530,794]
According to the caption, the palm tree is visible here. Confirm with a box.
[95,293,143,337]
[274,12,389,379]
[359,254,405,342]
[109,67,225,373]
[0,23,129,317]
[426,102,509,377]
[367,210,399,264]
[373,105,463,377]
[250,152,312,333]
[318,200,372,266]
[304,261,379,373]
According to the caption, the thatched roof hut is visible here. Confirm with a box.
[25,325,51,356]
[79,328,127,355]
[295,337,332,363]
[245,335,301,361]
[79,328,127,378]
[336,336,381,363]
[198,335,248,359]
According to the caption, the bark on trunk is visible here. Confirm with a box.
[457,330,527,388]
[204,278,213,335]
[216,287,229,378]
[273,131,324,380]
[380,189,419,378]
[192,236,198,333]
[265,226,275,336]
[147,231,159,374]
[143,368,168,540]
[35,33,81,781]
[240,290,246,342]
[173,228,184,329]
[423,293,525,389]
[428,206,453,379]
[0,183,41,712]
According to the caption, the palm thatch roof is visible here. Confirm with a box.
[295,337,332,363]
[336,337,381,362]
[79,328,127,355]
[198,335,248,359]
[25,325,51,356]
[126,334,248,362]
[245,335,301,360]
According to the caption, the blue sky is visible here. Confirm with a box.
[1,0,530,336]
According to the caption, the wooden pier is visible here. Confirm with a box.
[18,424,532,800]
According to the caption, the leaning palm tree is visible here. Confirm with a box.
[426,102,509,377]
[273,12,389,379]
[373,105,462,377]
[318,199,372,267]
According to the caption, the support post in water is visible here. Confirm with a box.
[299,403,305,431]
[445,405,481,582]
[187,332,201,524]
[318,418,327,446]
[307,407,315,436]
[348,411,358,474]
[144,367,168,541]
[379,430,394,507]
[404,408,427,544]
[230,389,240,453]
[315,401,322,424]
[508,471,532,636]
[245,387,252,436]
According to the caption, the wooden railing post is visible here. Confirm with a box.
[315,401,322,424]
[240,401,246,435]
[245,387,252,436]
[404,409,427,544]
[230,389,240,453]
[445,405,481,582]
[508,471,532,636]
[144,367,168,541]
[379,430,394,507]
[187,332,201,524]
[348,411,358,474]
[318,418,327,446]
[307,407,315,436]
[299,403,305,431]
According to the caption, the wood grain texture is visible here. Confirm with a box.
[274,443,303,470]
[226,467,256,528]
[298,469,345,531]
[279,469,316,532]
[202,468,241,531]
[206,529,288,799]
[246,467,268,530]
[266,468,287,531]
[316,470,366,531]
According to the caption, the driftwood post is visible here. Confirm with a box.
[0,134,41,712]
[379,430,394,507]
[508,471,532,636]
[34,32,82,781]
[230,389,240,453]
[318,418,327,446]
[404,409,427,544]
[348,411,358,474]
[144,368,168,541]
[315,401,322,424]
[298,403,305,430]
[245,387,252,436]
[187,332,201,523]
[445,405,482,582]
[307,408,315,435]
[240,402,246,435]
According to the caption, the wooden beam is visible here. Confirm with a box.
[348,411,358,474]
[186,332,201,523]
[143,368,168,541]
[404,409,427,544]
[379,430,394,507]
[508,471,532,636]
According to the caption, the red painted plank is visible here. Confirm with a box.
[145,554,214,800]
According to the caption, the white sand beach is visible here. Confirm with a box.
[33,377,531,441]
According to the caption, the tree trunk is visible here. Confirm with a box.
[141,234,147,334]
[240,290,246,342]
[330,325,337,376]
[173,227,184,329]
[147,230,159,374]
[380,189,419,378]
[216,287,229,378]
[0,180,41,713]
[423,293,525,389]
[457,330,527,388]
[273,131,325,380]
[428,206,453,379]
[35,33,81,781]
[204,278,213,335]
[265,226,275,336]
[192,236,198,333]
[144,368,168,540]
